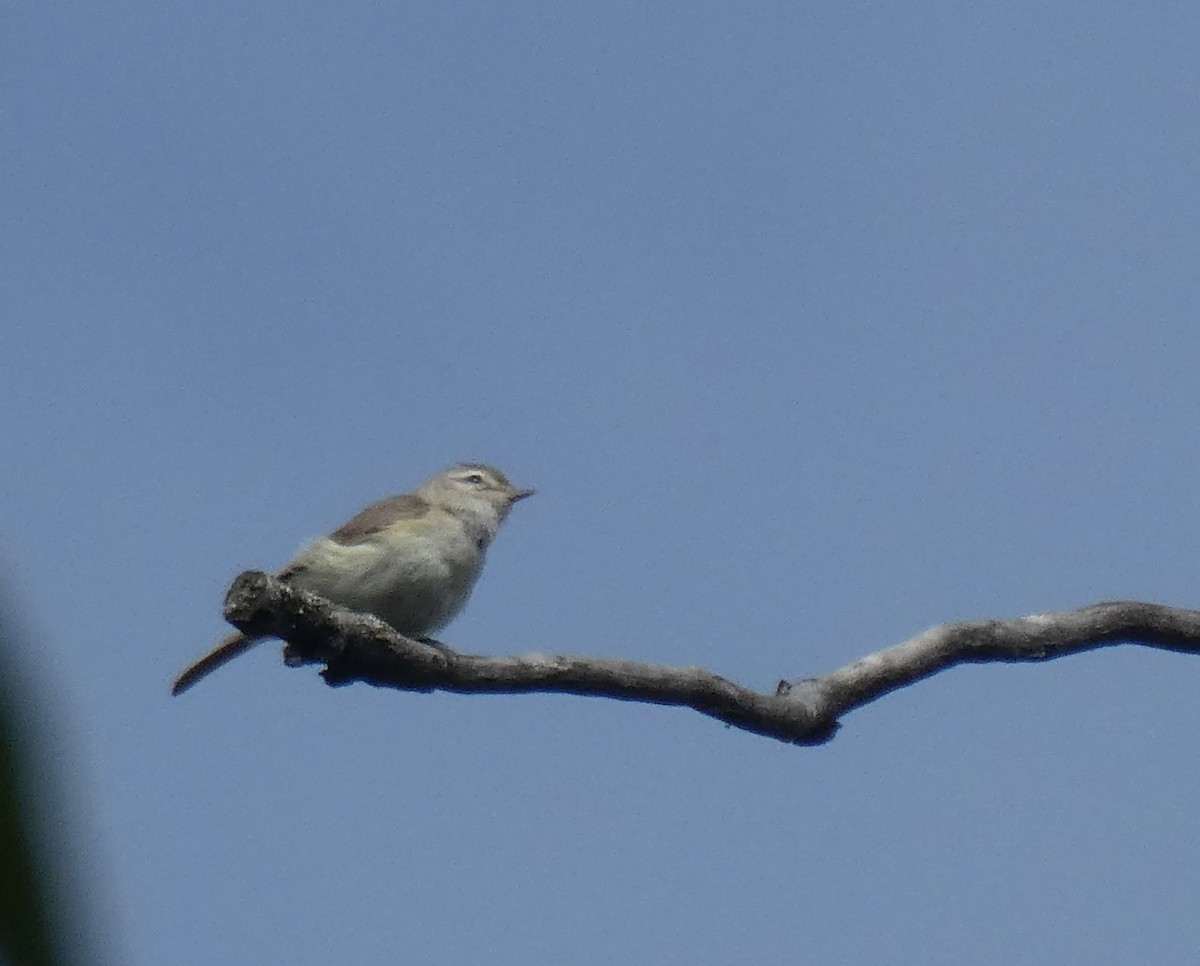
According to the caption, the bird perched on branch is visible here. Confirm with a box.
[171,462,534,695]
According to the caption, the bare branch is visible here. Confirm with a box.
[223,571,1200,747]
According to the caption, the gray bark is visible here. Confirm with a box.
[223,570,1200,746]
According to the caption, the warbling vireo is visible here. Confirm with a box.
[171,462,534,695]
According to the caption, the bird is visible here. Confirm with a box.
[171,462,534,695]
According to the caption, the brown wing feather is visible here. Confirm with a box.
[326,493,430,545]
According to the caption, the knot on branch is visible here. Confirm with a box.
[223,570,448,688]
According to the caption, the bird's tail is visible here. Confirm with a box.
[171,632,262,696]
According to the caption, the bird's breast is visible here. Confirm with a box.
[285,512,485,634]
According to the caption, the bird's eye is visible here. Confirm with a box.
[463,473,485,485]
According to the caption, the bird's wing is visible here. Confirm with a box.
[325,493,431,545]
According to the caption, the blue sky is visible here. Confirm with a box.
[5,2,1200,963]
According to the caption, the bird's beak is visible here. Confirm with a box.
[512,487,536,502]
